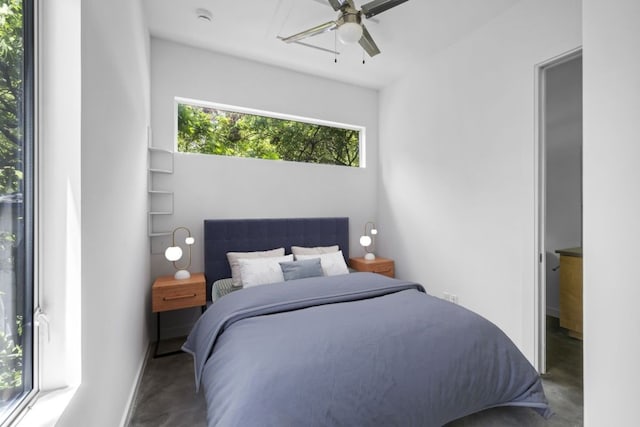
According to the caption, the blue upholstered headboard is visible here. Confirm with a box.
[203,217,349,300]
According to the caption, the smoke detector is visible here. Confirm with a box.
[196,8,213,23]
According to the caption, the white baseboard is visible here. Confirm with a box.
[119,341,152,427]
[546,306,560,318]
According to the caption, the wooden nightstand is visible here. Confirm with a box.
[349,257,395,278]
[152,272,206,357]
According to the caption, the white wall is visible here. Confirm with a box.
[378,0,581,361]
[544,56,582,317]
[583,0,640,424]
[57,0,151,425]
[38,0,82,395]
[149,39,379,337]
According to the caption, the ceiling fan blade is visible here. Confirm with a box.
[277,37,341,55]
[359,25,381,57]
[360,0,409,19]
[281,21,338,44]
[327,0,348,11]
[312,0,381,23]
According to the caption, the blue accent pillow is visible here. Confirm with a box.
[279,258,324,281]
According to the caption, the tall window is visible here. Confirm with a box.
[177,100,363,167]
[0,0,34,422]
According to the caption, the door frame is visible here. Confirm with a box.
[533,47,582,373]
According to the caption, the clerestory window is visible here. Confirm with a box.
[176,99,364,168]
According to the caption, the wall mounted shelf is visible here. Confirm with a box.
[147,143,174,243]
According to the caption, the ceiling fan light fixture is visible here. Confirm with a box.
[281,0,408,57]
[337,22,363,44]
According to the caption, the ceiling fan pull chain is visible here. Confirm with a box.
[362,48,366,64]
[334,31,338,63]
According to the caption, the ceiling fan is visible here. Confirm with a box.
[280,0,409,57]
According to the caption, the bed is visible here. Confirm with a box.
[183,217,551,426]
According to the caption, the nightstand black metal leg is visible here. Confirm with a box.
[154,312,183,358]
[154,313,160,357]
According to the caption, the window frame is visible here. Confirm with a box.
[0,0,38,423]
[174,97,367,168]
[9,0,83,423]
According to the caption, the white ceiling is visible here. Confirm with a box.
[143,0,522,89]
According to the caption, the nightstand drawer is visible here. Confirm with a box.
[370,264,394,276]
[349,257,395,278]
[152,277,206,313]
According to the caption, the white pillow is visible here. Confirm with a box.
[227,248,285,286]
[295,251,349,276]
[238,255,294,288]
[291,245,339,256]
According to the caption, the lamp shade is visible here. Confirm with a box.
[359,235,372,247]
[185,236,195,245]
[164,246,183,262]
[337,22,363,44]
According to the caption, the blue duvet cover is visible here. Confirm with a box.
[183,272,550,426]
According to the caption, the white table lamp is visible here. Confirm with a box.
[359,221,378,260]
[165,226,195,279]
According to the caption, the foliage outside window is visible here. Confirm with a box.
[0,0,34,420]
[177,101,362,167]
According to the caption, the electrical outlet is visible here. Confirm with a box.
[443,292,458,304]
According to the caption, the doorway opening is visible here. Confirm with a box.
[535,49,583,383]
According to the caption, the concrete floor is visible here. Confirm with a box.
[128,317,582,426]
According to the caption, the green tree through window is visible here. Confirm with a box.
[177,103,361,167]
[0,0,23,194]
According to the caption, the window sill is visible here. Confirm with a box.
[14,386,78,427]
